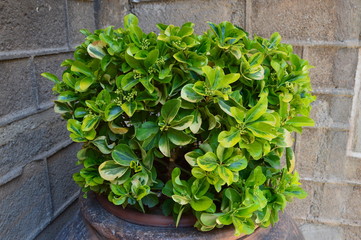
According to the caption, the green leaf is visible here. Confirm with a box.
[112,144,138,166]
[159,133,171,157]
[191,167,206,178]
[67,119,82,136]
[189,110,202,134]
[98,160,128,181]
[245,91,268,123]
[71,61,93,77]
[120,72,139,91]
[144,49,159,69]
[218,166,233,185]
[75,77,94,92]
[197,152,218,171]
[136,121,159,141]
[41,72,60,84]
[185,150,203,167]
[218,73,240,88]
[161,99,181,123]
[121,101,137,117]
[269,32,281,48]
[81,114,100,131]
[286,116,315,127]
[284,186,307,199]
[108,121,128,135]
[167,129,193,146]
[101,55,112,71]
[74,107,87,118]
[87,41,106,59]
[246,122,277,141]
[226,155,247,171]
[246,166,266,186]
[245,140,263,160]
[172,195,190,205]
[190,196,213,211]
[200,213,219,226]
[58,91,78,102]
[248,52,264,67]
[218,127,241,148]
[62,72,76,88]
[170,115,194,130]
[286,147,296,173]
[124,13,139,29]
[92,136,114,154]
[104,104,123,121]
[230,107,245,123]
[125,52,142,69]
[181,84,203,103]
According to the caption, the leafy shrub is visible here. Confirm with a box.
[42,14,315,236]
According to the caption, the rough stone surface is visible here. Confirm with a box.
[250,0,361,41]
[35,201,80,240]
[342,225,361,240]
[295,129,349,180]
[318,183,346,220]
[0,0,68,51]
[0,58,36,117]
[305,47,359,90]
[343,185,361,222]
[300,224,343,240]
[68,0,96,46]
[97,0,130,29]
[48,143,82,213]
[344,157,361,182]
[310,95,353,128]
[0,160,52,240]
[132,0,246,34]
[0,109,69,177]
[34,53,73,105]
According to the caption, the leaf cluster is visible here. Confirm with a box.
[42,14,315,236]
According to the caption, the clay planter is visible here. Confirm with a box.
[64,192,305,240]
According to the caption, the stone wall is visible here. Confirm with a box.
[0,0,360,239]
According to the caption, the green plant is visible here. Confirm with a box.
[42,14,315,236]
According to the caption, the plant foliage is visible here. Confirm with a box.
[42,14,315,236]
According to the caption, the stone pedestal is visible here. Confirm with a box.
[56,193,304,240]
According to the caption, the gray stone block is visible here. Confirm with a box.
[0,160,52,240]
[35,201,80,240]
[68,0,96,47]
[34,53,73,105]
[295,128,349,180]
[343,185,361,222]
[305,47,359,90]
[97,0,130,29]
[250,0,361,42]
[132,0,246,34]
[0,0,68,51]
[300,224,343,240]
[310,95,353,128]
[0,58,36,117]
[318,183,347,220]
[342,225,361,240]
[47,143,82,212]
[344,157,361,183]
[0,109,69,177]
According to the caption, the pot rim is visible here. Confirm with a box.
[96,194,197,228]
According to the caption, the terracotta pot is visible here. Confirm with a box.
[96,194,197,228]
[70,192,304,240]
